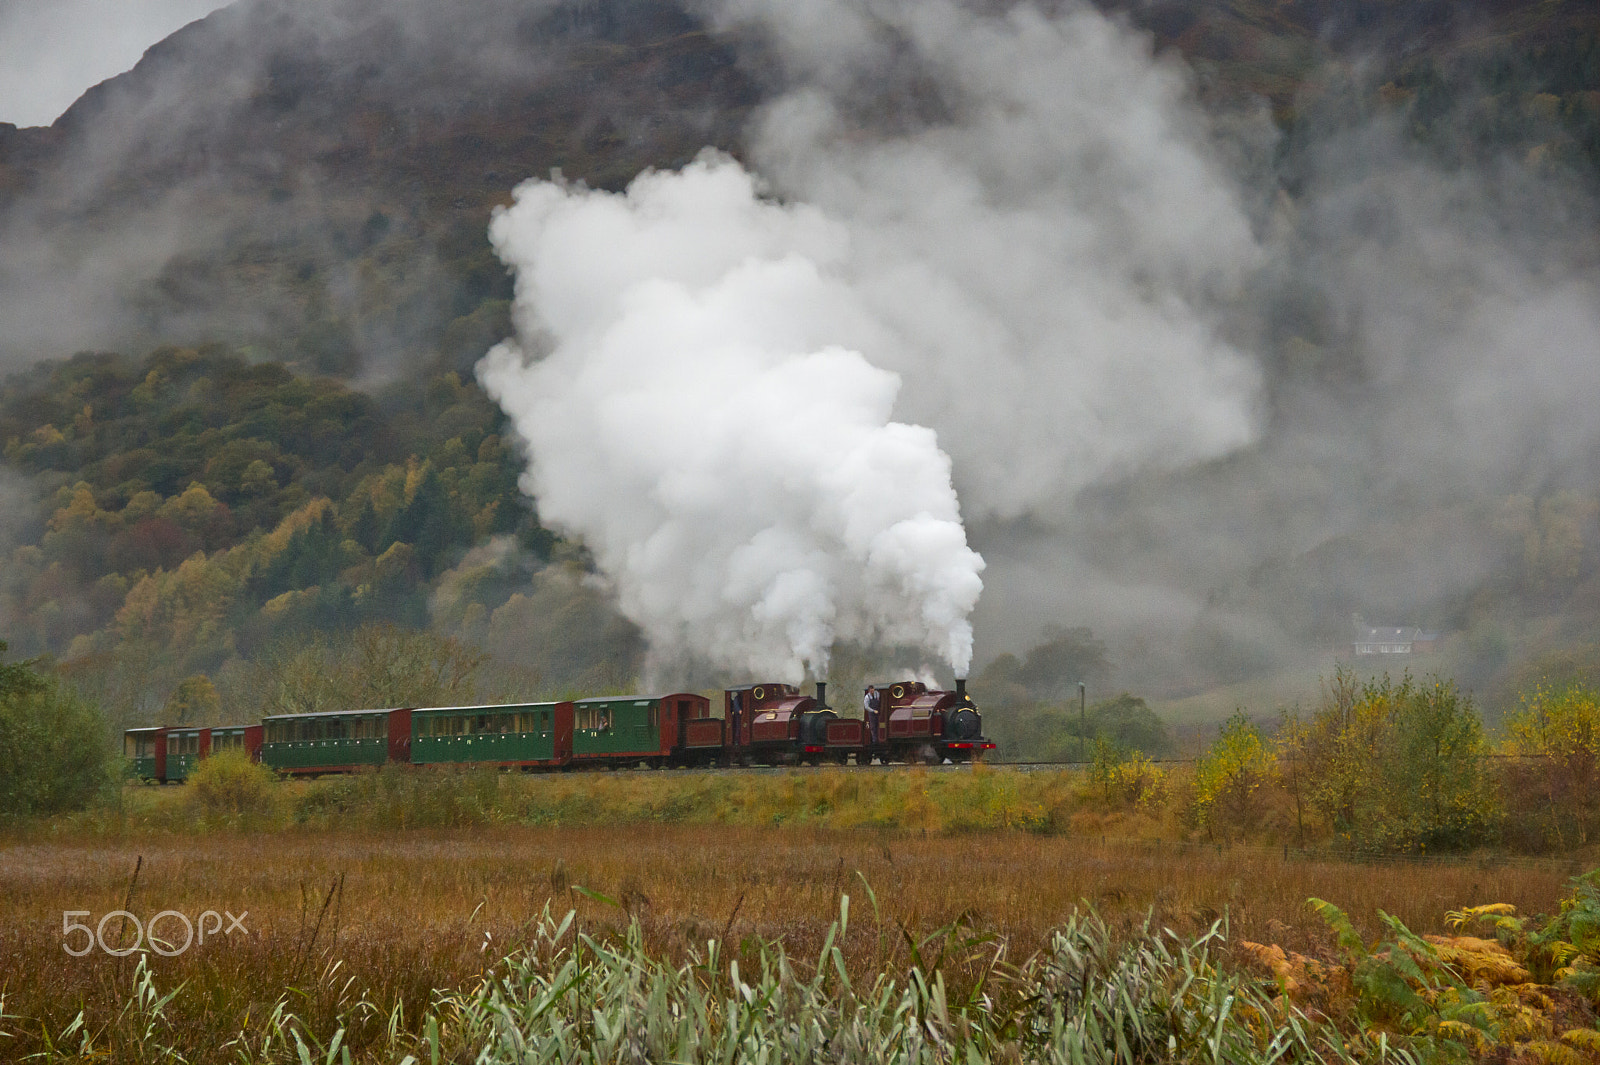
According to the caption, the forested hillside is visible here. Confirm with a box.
[0,345,642,726]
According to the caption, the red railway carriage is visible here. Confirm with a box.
[209,724,263,762]
[673,693,725,765]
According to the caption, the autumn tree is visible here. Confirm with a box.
[1190,711,1277,841]
[0,642,114,820]
[1281,670,1497,852]
[1504,684,1600,847]
[163,674,221,724]
[229,623,486,720]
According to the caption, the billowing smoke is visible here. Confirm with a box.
[479,156,985,681]
[483,0,1267,682]
[718,0,1267,522]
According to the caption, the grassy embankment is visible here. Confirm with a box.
[2,764,1594,1061]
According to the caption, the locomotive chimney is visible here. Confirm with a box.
[956,677,968,704]
[815,681,828,709]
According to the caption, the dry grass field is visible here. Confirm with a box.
[0,815,1581,1061]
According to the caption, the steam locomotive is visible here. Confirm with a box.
[124,680,993,781]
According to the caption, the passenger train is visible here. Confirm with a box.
[124,679,993,782]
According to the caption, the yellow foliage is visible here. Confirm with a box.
[1506,684,1600,845]
[123,489,162,522]
[115,552,241,647]
[256,497,335,563]
[30,423,65,446]
[1524,1040,1588,1065]
[403,457,432,504]
[261,587,319,620]
[47,481,105,533]
[1192,712,1275,837]
[158,482,221,526]
[1424,935,1531,987]
[1562,1028,1600,1055]
[1448,903,1519,928]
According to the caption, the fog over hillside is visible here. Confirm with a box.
[2,0,1598,701]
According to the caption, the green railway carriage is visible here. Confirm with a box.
[125,726,169,781]
[411,702,573,767]
[570,693,711,767]
[260,708,411,774]
[163,728,209,782]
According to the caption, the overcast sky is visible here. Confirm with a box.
[0,0,228,127]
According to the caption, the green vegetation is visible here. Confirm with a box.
[0,641,112,821]
[1503,685,1600,848]
[7,897,1426,1064]
[1280,673,1499,853]
[0,346,642,724]
[973,627,1176,761]
[1189,711,1277,842]
[185,748,277,822]
[1278,872,1600,1062]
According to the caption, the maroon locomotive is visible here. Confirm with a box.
[721,679,993,765]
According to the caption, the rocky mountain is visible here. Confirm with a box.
[0,0,1594,376]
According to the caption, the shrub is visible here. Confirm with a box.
[1090,738,1168,810]
[0,645,115,821]
[186,748,276,818]
[1191,711,1275,840]
[1281,671,1497,852]
[1503,683,1600,847]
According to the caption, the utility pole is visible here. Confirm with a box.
[1079,681,1087,760]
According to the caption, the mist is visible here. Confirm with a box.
[0,0,227,127]
[701,0,1600,695]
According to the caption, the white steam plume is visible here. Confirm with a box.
[478,156,985,681]
[483,0,1269,681]
[717,0,1266,523]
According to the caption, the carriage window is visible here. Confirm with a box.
[648,704,660,729]
[577,705,613,731]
